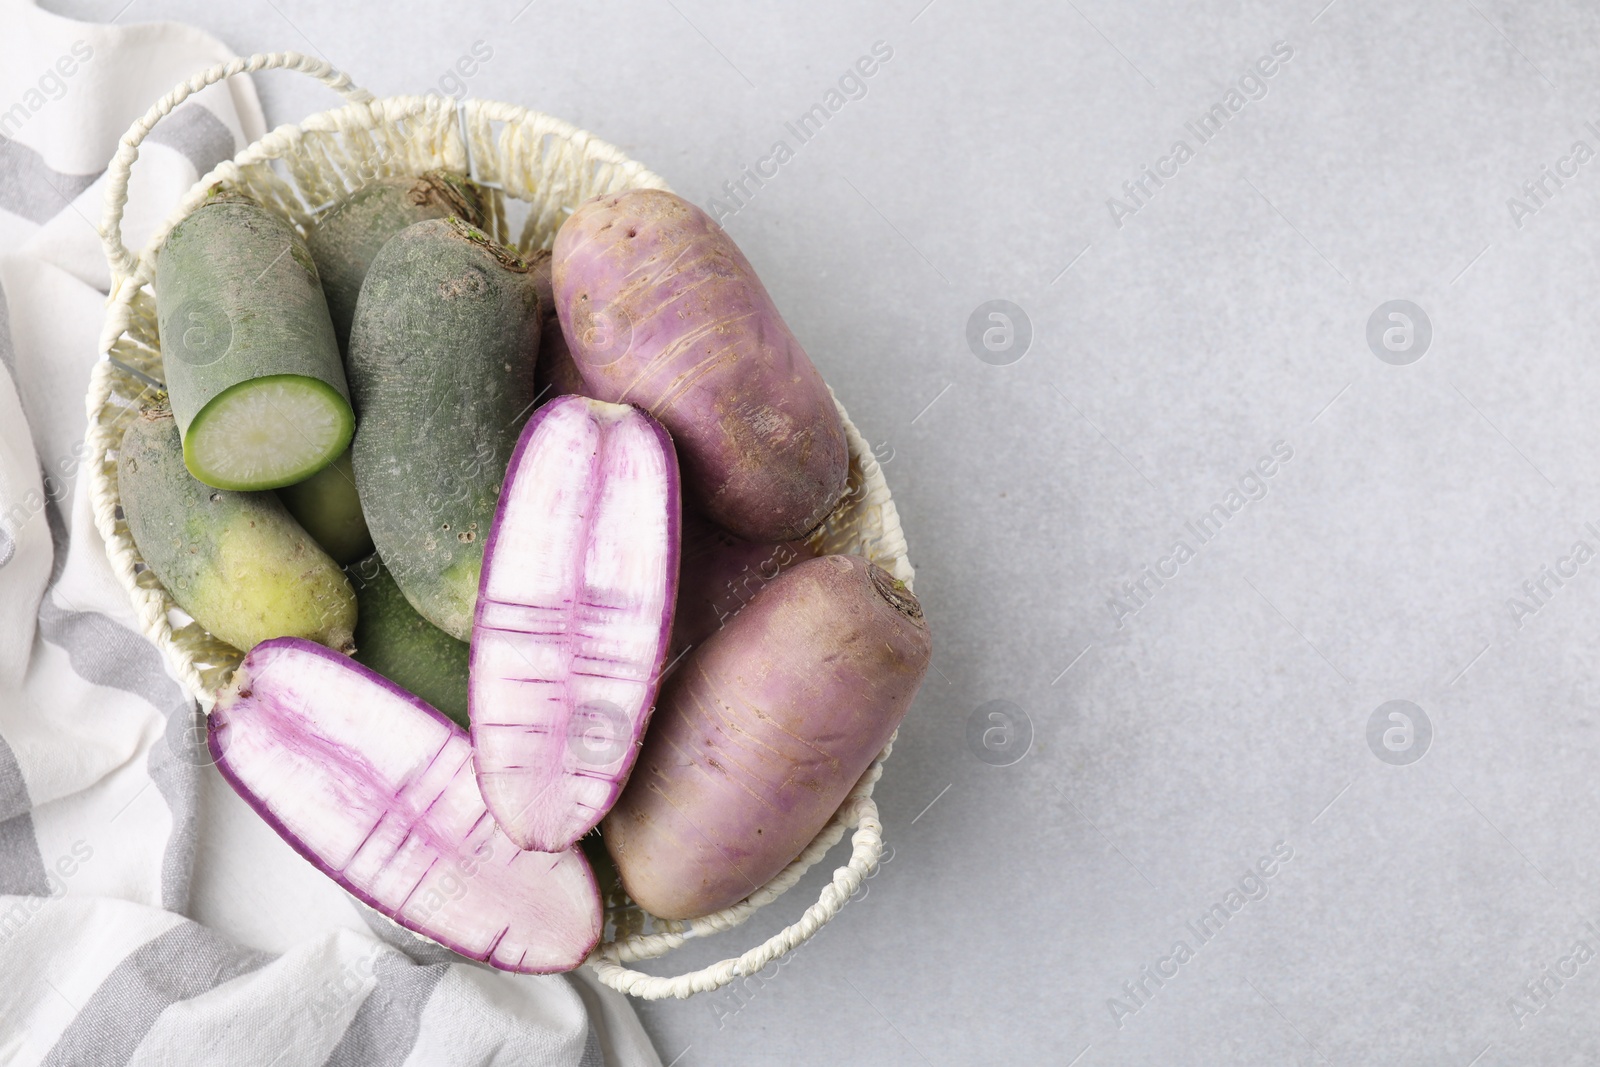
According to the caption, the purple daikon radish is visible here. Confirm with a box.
[209,638,602,974]
[470,395,680,853]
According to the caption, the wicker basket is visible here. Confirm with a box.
[85,53,915,1000]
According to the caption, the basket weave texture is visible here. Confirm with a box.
[85,52,914,999]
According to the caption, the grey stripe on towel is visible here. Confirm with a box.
[145,707,201,915]
[321,952,447,1067]
[0,281,47,895]
[145,104,237,177]
[41,920,275,1067]
[40,501,199,913]
[0,139,99,225]
[0,674,47,896]
[0,809,50,897]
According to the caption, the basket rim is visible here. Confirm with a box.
[85,54,916,1002]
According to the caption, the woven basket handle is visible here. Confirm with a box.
[99,51,373,285]
[587,787,888,999]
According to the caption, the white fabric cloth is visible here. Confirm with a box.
[0,2,661,1063]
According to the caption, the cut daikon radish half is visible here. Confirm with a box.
[470,395,680,853]
[209,638,602,974]
[184,374,353,491]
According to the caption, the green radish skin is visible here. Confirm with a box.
[347,217,541,640]
[275,448,373,566]
[118,409,357,654]
[527,250,585,401]
[307,172,484,351]
[348,554,471,729]
[156,192,353,492]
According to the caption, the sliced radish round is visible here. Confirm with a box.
[184,373,354,491]
[209,638,602,974]
[471,395,679,853]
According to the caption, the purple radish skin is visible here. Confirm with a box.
[552,189,848,542]
[528,250,585,401]
[668,509,816,667]
[209,638,602,974]
[470,395,680,853]
[603,554,931,921]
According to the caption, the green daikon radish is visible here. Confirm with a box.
[155,192,352,492]
[118,408,356,654]
[275,448,373,566]
[348,554,471,729]
[347,217,540,640]
[306,171,484,351]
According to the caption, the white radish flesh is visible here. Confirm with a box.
[470,395,679,853]
[209,638,602,974]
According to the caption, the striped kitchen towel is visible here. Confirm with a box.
[0,2,659,1063]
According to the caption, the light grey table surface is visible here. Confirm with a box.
[45,0,1600,1063]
